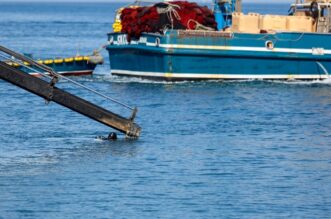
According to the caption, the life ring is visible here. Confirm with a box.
[310,1,319,19]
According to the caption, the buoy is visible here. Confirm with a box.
[44,59,53,64]
[113,8,124,33]
[54,59,64,64]
[89,51,104,65]
[74,56,83,61]
[65,57,74,62]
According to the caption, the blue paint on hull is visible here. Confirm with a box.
[19,60,97,76]
[106,31,331,80]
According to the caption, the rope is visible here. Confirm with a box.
[316,61,330,77]
[233,32,306,42]
[187,19,214,31]
[94,44,107,54]
[157,2,181,30]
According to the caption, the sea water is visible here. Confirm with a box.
[0,2,331,218]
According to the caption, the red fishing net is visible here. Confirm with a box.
[120,1,217,41]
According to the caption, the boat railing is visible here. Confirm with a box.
[291,2,331,7]
[0,45,57,78]
[0,45,141,137]
[0,45,138,117]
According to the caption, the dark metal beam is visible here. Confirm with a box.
[0,61,141,137]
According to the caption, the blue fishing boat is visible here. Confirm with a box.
[106,0,331,80]
[6,52,103,77]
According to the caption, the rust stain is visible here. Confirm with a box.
[177,30,233,39]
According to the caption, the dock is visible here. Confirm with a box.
[0,45,141,138]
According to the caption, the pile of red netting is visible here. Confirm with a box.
[120,1,217,40]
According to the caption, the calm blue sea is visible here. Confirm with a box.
[1,2,331,218]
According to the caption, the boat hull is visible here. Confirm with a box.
[107,30,331,80]
[12,59,97,77]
